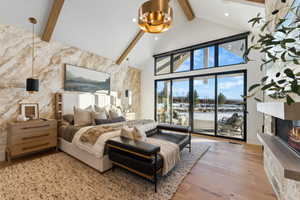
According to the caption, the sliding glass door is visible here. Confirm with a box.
[217,73,245,139]
[155,71,247,141]
[172,79,190,126]
[193,76,215,135]
[156,80,171,124]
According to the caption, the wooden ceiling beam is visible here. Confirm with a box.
[177,0,195,21]
[245,0,265,4]
[116,30,145,65]
[42,0,65,42]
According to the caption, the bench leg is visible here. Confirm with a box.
[154,153,157,193]
[189,130,192,153]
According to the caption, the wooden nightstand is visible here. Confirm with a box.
[125,112,136,121]
[6,119,57,161]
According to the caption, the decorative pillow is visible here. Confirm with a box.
[108,106,123,119]
[121,127,136,140]
[73,107,94,126]
[63,114,74,125]
[93,111,107,120]
[95,116,125,125]
[94,105,108,117]
[134,122,157,141]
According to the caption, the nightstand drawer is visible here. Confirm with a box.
[9,121,56,135]
[10,129,57,145]
[10,137,57,157]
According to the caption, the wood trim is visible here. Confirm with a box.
[42,0,65,42]
[246,0,265,4]
[116,30,145,65]
[177,0,195,21]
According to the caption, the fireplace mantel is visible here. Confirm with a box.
[257,102,300,120]
[258,133,300,181]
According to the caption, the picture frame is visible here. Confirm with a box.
[20,103,39,120]
[64,64,111,93]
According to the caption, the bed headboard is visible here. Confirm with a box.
[55,92,121,119]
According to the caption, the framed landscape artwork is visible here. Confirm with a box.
[64,64,110,93]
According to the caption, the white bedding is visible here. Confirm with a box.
[72,126,121,158]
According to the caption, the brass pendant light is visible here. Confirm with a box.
[26,17,39,93]
[138,0,173,34]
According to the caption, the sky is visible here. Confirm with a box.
[157,47,245,101]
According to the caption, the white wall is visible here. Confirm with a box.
[140,19,264,144]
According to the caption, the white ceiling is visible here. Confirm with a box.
[0,0,264,68]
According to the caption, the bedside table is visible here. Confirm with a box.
[125,112,136,121]
[6,119,57,161]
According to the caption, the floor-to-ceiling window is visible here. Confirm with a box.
[172,79,190,126]
[154,33,248,141]
[155,71,247,141]
[216,73,246,139]
[193,76,215,135]
[156,80,171,123]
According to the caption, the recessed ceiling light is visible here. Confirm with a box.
[132,18,137,23]
[154,36,159,41]
[224,13,229,17]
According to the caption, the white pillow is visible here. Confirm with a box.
[134,122,158,141]
[109,106,123,119]
[93,111,107,120]
[73,106,94,126]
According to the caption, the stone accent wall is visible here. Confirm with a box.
[264,147,300,200]
[0,24,141,159]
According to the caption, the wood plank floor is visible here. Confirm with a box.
[173,137,277,200]
[0,137,277,200]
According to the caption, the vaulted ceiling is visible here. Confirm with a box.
[0,0,264,68]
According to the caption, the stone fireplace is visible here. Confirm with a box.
[275,118,300,156]
[257,102,300,200]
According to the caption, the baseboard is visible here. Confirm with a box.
[0,150,5,162]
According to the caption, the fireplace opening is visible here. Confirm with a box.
[275,118,300,155]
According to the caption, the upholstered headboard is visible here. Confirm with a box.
[60,92,121,115]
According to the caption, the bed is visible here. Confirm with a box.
[56,92,153,173]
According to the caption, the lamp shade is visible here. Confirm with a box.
[26,78,39,92]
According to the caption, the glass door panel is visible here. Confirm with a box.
[216,73,245,139]
[156,80,171,123]
[172,79,190,126]
[193,76,215,135]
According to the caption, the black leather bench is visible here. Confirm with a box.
[107,124,191,192]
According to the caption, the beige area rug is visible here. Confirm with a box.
[0,141,210,200]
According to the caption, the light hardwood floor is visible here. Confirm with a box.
[173,137,277,200]
[0,137,277,200]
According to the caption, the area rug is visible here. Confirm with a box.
[0,141,210,200]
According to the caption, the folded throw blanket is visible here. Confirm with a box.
[80,126,117,145]
[146,138,180,175]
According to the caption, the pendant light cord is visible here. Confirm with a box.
[32,22,34,78]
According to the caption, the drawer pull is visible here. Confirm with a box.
[22,143,50,151]
[22,125,50,130]
[22,133,50,141]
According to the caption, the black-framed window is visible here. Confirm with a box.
[193,46,215,70]
[218,39,246,67]
[155,56,171,75]
[154,32,249,76]
[154,70,247,141]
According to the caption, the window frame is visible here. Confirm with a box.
[154,32,249,76]
[154,69,247,142]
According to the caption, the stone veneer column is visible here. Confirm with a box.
[264,147,300,200]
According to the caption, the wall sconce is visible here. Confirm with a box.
[125,89,132,112]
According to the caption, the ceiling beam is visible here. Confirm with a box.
[116,30,145,65]
[177,0,195,21]
[42,0,65,42]
[245,0,265,4]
